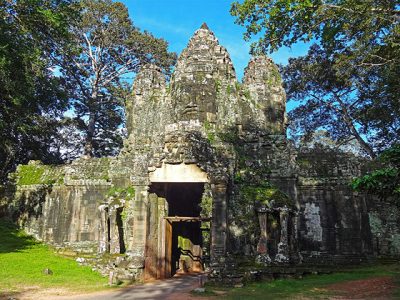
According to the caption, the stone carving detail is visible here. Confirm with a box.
[304,202,323,242]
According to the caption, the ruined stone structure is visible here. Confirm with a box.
[1,24,399,282]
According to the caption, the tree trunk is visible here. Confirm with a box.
[84,91,97,157]
[341,108,376,158]
[333,92,376,159]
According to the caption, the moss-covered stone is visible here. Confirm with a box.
[107,186,135,201]
[240,184,292,208]
[13,162,64,186]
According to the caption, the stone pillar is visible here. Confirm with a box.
[292,212,301,263]
[128,186,149,276]
[210,182,227,266]
[109,207,120,254]
[157,197,168,279]
[275,207,290,263]
[256,209,271,264]
[98,204,108,253]
[144,193,159,280]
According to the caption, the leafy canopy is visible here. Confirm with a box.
[0,0,76,182]
[231,0,399,63]
[283,44,398,158]
[352,144,400,204]
[231,0,400,155]
[52,0,177,157]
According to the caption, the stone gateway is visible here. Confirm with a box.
[1,24,399,282]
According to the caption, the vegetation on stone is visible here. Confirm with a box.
[240,183,292,209]
[107,186,135,200]
[352,144,400,204]
[13,162,64,186]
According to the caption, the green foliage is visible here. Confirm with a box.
[231,0,400,155]
[214,79,222,93]
[0,219,108,293]
[240,182,292,208]
[352,144,400,203]
[0,0,74,182]
[380,144,400,167]
[284,44,394,158]
[231,0,399,61]
[204,120,216,144]
[48,0,177,157]
[352,168,399,195]
[107,186,135,200]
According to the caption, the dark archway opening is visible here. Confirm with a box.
[116,208,126,254]
[150,182,205,277]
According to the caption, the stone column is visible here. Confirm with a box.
[144,193,159,281]
[210,182,227,266]
[275,207,290,263]
[98,204,108,253]
[128,186,149,277]
[157,197,168,279]
[292,212,301,263]
[256,208,271,264]
[109,207,120,254]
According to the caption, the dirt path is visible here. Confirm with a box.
[3,275,397,300]
[2,274,211,300]
[326,276,396,299]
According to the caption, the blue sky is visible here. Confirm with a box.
[119,0,310,80]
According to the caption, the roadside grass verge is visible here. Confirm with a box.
[0,218,109,295]
[202,263,400,299]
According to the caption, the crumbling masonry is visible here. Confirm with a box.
[1,24,399,282]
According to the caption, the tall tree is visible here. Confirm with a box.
[284,45,379,157]
[231,0,400,156]
[0,0,75,182]
[54,0,176,157]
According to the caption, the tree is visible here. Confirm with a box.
[231,0,400,155]
[230,0,399,63]
[296,130,365,155]
[0,0,75,182]
[54,0,176,157]
[352,144,400,204]
[284,45,380,158]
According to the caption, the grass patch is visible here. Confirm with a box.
[203,264,400,299]
[0,219,109,295]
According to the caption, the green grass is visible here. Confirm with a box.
[204,264,400,299]
[0,219,109,294]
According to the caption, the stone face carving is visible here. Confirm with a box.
[2,23,399,282]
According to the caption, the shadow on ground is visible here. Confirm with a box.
[0,218,37,253]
